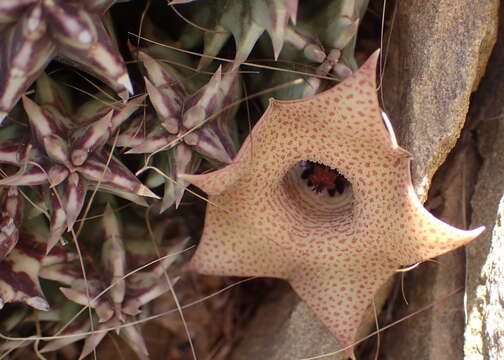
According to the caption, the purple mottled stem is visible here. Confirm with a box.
[183,67,222,129]
[79,318,118,359]
[0,226,49,311]
[84,0,117,13]
[0,0,36,24]
[0,187,23,261]
[116,112,155,148]
[22,96,65,146]
[0,140,25,166]
[71,110,114,166]
[0,5,56,123]
[121,322,149,359]
[46,188,67,254]
[77,153,158,200]
[55,13,133,101]
[64,173,86,231]
[102,204,126,307]
[0,165,49,186]
[0,218,18,262]
[40,317,90,353]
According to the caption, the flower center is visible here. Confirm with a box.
[277,161,354,229]
[300,161,349,196]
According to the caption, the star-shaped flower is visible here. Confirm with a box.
[0,73,156,252]
[0,0,132,123]
[182,51,485,357]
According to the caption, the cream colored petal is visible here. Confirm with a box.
[188,199,291,278]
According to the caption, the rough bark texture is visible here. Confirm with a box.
[230,0,499,359]
[464,3,504,358]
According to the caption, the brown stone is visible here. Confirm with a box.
[231,283,342,360]
[382,0,498,201]
[231,281,392,360]
[464,3,504,357]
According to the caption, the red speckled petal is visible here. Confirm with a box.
[395,176,485,263]
[188,201,291,278]
[185,50,484,353]
[291,259,394,358]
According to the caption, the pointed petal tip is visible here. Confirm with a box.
[119,74,134,95]
[370,48,381,59]
[174,198,182,210]
[124,140,165,154]
[467,225,486,240]
[217,150,233,164]
[447,224,486,247]
[174,182,186,209]
[364,49,381,72]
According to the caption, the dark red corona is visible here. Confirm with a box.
[301,161,347,196]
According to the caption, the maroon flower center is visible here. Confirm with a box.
[275,161,355,232]
[300,161,348,196]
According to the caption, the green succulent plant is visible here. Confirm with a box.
[0,0,370,357]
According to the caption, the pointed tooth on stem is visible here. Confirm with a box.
[137,184,160,199]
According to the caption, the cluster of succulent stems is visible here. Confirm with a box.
[0,0,372,358]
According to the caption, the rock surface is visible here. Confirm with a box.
[230,0,499,358]
[231,283,342,360]
[464,4,504,358]
[382,0,498,201]
[231,280,392,360]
